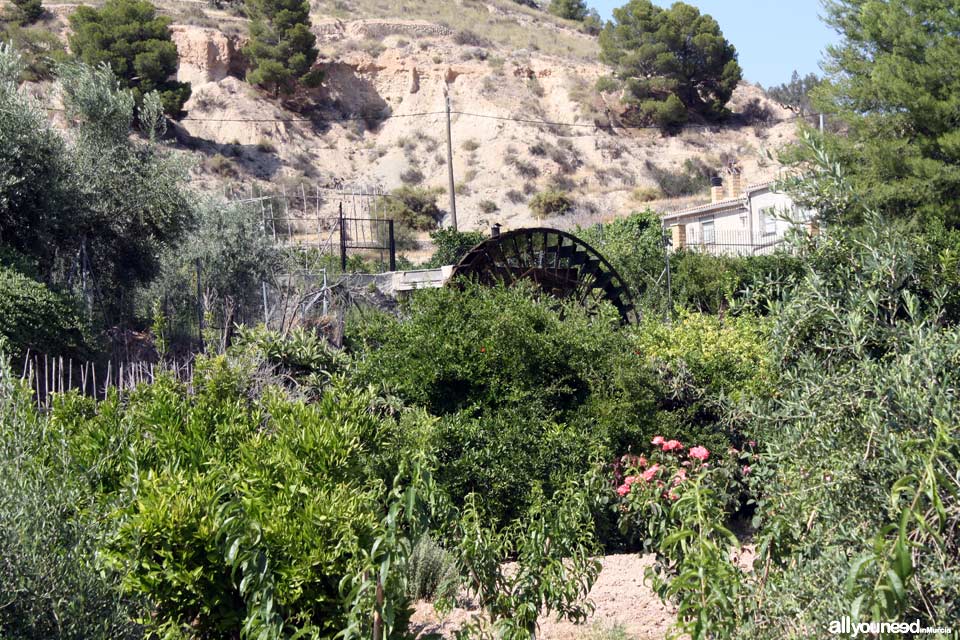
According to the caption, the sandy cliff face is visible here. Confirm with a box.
[169,25,245,85]
[164,19,795,233]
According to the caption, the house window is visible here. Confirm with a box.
[760,207,777,235]
[702,219,715,244]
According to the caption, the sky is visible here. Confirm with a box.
[588,1,839,88]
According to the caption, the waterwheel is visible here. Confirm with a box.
[450,227,637,323]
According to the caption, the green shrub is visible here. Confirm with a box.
[382,186,444,231]
[0,267,89,361]
[631,186,661,202]
[576,209,665,313]
[0,353,138,640]
[670,251,803,314]
[67,355,416,638]
[400,166,425,185]
[347,283,660,523]
[422,227,485,268]
[595,75,620,94]
[478,199,499,214]
[0,25,68,81]
[548,0,587,21]
[634,311,770,401]
[738,216,960,635]
[149,200,280,334]
[644,157,711,198]
[10,0,43,24]
[529,189,574,219]
[406,534,459,602]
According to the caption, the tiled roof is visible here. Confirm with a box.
[661,181,776,221]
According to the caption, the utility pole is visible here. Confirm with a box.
[819,112,825,133]
[444,86,458,231]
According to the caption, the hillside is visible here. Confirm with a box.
[22,0,800,235]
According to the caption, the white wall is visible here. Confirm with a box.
[668,187,814,256]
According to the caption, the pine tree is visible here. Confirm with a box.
[68,0,190,117]
[600,0,741,128]
[244,0,322,97]
[767,70,821,116]
[812,0,960,227]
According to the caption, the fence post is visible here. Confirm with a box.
[195,258,204,347]
[261,281,269,326]
[388,220,396,271]
[339,202,347,271]
[663,232,673,323]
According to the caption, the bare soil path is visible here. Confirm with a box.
[411,553,677,640]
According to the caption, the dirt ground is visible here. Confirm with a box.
[410,553,678,640]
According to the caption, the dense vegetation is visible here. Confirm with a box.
[2,1,960,639]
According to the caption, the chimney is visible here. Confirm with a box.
[491,223,501,238]
[670,224,686,250]
[710,176,724,203]
[727,165,742,198]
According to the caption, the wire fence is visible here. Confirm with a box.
[227,182,397,271]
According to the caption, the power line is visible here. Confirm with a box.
[43,103,826,131]
[178,110,447,123]
[452,110,821,130]
[178,109,822,130]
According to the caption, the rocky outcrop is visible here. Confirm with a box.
[170,25,245,85]
[313,19,452,42]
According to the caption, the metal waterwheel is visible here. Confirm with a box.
[449,227,637,324]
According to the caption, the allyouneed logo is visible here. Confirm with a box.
[828,617,953,636]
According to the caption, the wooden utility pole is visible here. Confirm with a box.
[444,86,458,231]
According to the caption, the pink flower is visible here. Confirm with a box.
[742,465,752,476]
[666,492,679,501]
[641,464,660,482]
[672,469,687,485]
[651,436,665,446]
[662,439,684,452]
[625,475,640,486]
[616,484,631,497]
[748,440,757,448]
[689,446,710,462]
[638,455,648,468]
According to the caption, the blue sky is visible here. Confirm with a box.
[588,1,838,88]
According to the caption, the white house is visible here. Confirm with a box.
[662,170,816,255]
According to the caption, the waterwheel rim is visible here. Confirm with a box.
[450,227,637,324]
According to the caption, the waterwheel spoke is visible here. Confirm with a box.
[449,227,637,324]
